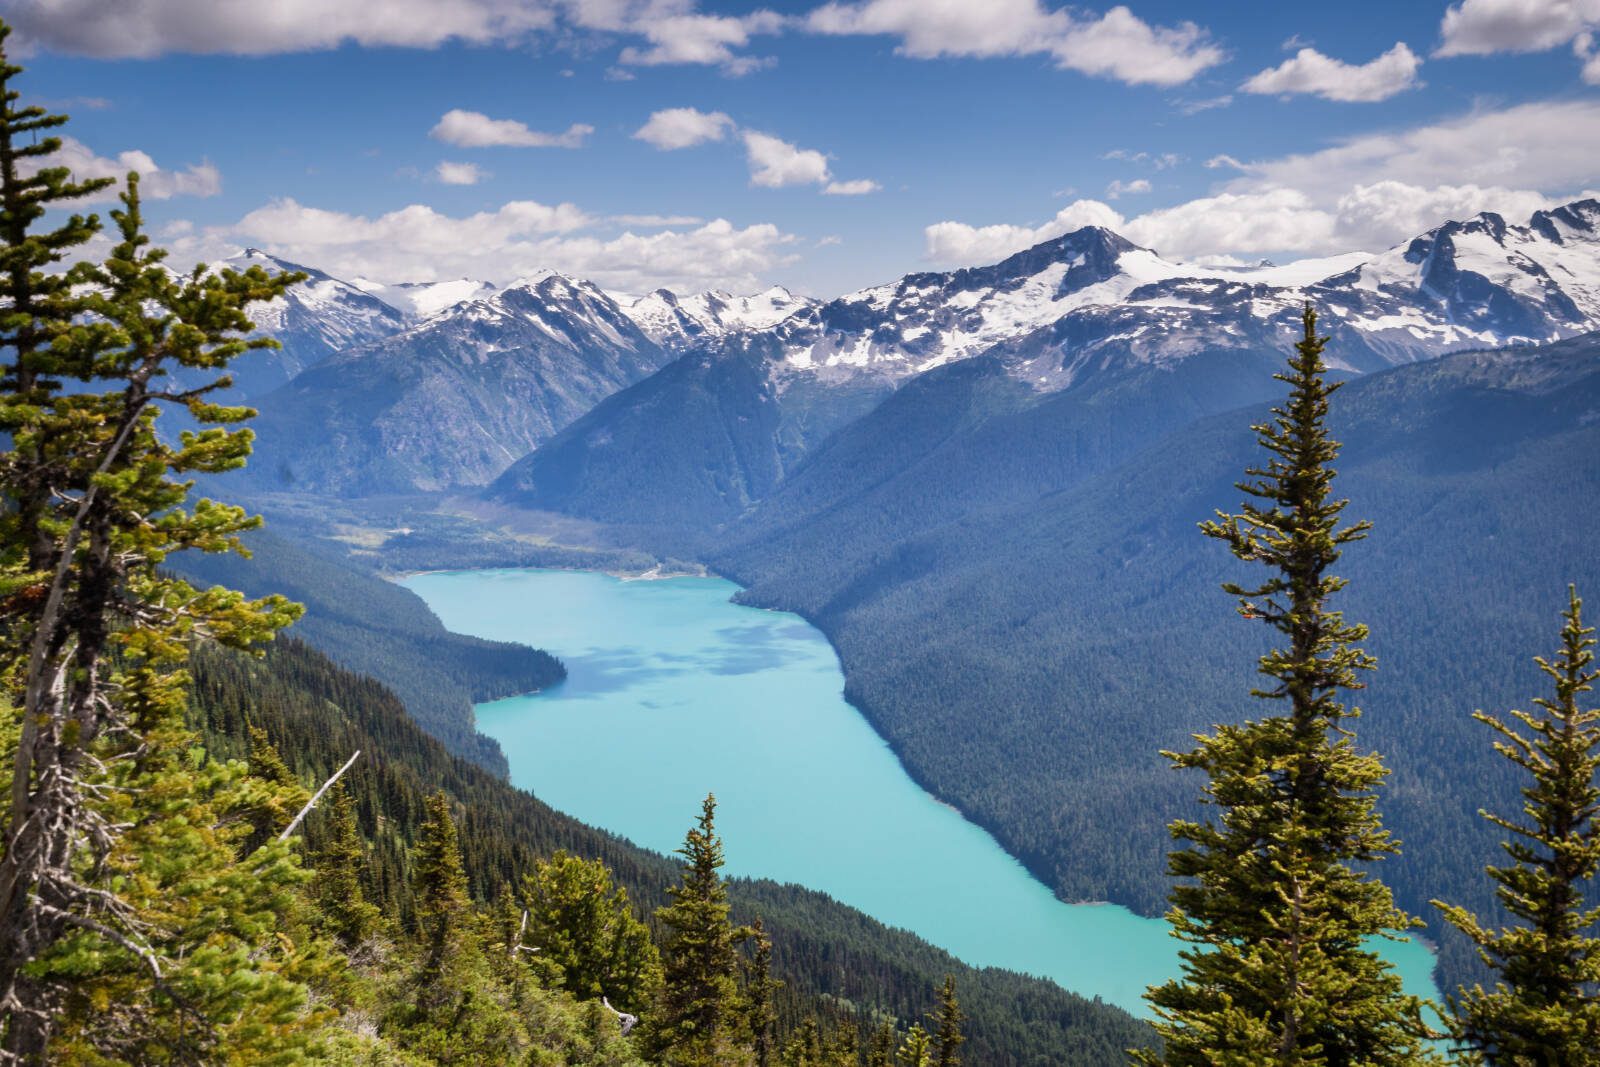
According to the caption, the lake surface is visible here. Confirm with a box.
[402,567,1440,1017]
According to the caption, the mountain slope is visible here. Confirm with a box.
[243,272,676,494]
[220,248,410,397]
[193,637,1155,1066]
[715,331,1600,990]
[488,201,1600,536]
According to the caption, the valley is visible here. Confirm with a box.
[400,566,1440,1016]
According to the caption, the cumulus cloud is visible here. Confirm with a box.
[742,131,830,187]
[163,196,799,293]
[5,0,558,57]
[1104,149,1181,169]
[633,107,736,150]
[822,178,881,195]
[1231,98,1600,200]
[806,0,1223,86]
[46,136,220,201]
[638,109,878,194]
[923,199,1125,265]
[433,161,487,185]
[430,109,591,149]
[1436,0,1600,56]
[1242,42,1422,102]
[923,100,1600,267]
[1105,178,1151,199]
[615,10,785,73]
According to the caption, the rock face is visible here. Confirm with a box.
[243,272,675,494]
[239,198,1600,501]
[491,199,1600,530]
[220,249,411,397]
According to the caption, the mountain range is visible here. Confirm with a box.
[223,199,1600,994]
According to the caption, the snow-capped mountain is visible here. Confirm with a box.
[746,199,1600,390]
[243,270,676,494]
[622,285,817,349]
[222,249,410,395]
[349,276,498,319]
[491,198,1600,529]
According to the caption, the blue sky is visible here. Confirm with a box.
[10,0,1600,296]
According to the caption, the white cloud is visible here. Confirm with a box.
[1104,149,1181,169]
[609,212,705,226]
[635,108,877,194]
[923,100,1600,266]
[1241,42,1422,102]
[1331,180,1556,248]
[1229,98,1600,199]
[806,0,1223,86]
[1105,178,1151,199]
[1578,31,1600,82]
[633,107,736,149]
[434,161,487,185]
[6,0,559,57]
[46,135,220,201]
[615,10,785,73]
[743,131,830,187]
[923,199,1125,264]
[164,196,799,293]
[822,178,881,195]
[1436,0,1600,56]
[430,109,591,148]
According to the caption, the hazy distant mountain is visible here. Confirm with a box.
[222,248,410,397]
[493,200,1600,531]
[243,272,675,494]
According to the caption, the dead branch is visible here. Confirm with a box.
[276,751,360,843]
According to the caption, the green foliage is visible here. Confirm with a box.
[523,849,662,1009]
[747,916,781,1067]
[652,793,751,1065]
[895,1023,933,1067]
[174,527,563,774]
[931,976,963,1067]
[1434,586,1600,1063]
[312,783,384,947]
[0,38,312,1056]
[1139,307,1434,1064]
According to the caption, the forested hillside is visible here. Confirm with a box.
[193,636,1155,1065]
[715,332,1600,988]
[176,529,563,775]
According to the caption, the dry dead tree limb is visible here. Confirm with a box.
[276,750,360,843]
[601,996,638,1037]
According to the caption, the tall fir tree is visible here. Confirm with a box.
[1434,585,1600,1063]
[1139,305,1434,1064]
[310,783,382,947]
[412,791,472,987]
[652,793,749,1066]
[931,975,963,1067]
[0,89,307,1053]
[746,916,780,1067]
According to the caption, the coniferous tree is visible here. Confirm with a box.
[413,790,472,986]
[931,975,963,1067]
[311,783,382,947]
[747,915,780,1067]
[522,848,661,1009]
[652,793,749,1066]
[896,1022,933,1067]
[1139,305,1434,1064]
[866,1022,898,1067]
[1434,585,1600,1062]
[0,124,305,1053]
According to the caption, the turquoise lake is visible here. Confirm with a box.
[402,567,1440,1018]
